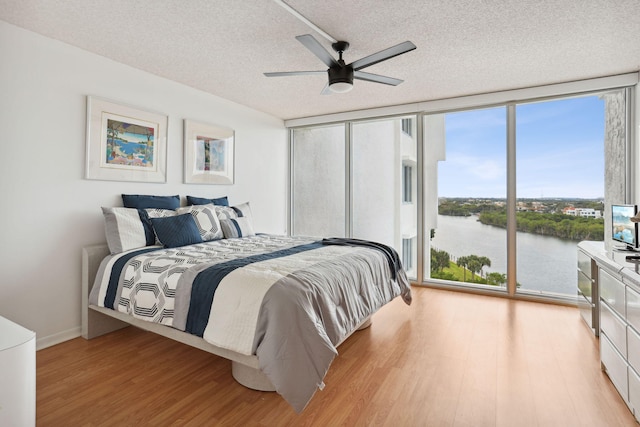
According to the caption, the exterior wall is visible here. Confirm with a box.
[603,90,629,251]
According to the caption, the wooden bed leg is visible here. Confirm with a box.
[231,361,276,392]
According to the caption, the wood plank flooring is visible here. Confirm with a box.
[37,287,638,426]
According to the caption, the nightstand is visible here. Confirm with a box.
[0,315,35,426]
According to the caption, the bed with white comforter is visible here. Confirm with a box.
[88,233,411,412]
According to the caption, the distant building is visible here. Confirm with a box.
[564,208,601,218]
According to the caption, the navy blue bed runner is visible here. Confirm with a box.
[185,242,322,336]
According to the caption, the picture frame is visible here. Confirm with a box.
[184,119,235,185]
[85,96,168,183]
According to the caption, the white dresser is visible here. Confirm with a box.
[579,241,640,422]
[0,315,36,427]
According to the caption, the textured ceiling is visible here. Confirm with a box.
[1,0,639,120]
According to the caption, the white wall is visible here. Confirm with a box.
[0,21,288,348]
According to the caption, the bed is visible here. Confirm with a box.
[82,198,412,412]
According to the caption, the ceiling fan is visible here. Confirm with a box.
[264,34,416,94]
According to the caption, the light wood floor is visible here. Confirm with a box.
[37,287,638,426]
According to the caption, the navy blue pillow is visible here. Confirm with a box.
[186,195,229,206]
[150,214,203,248]
[122,194,180,209]
[137,209,157,246]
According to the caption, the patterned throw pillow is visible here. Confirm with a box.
[176,204,224,241]
[220,217,255,239]
[214,202,253,221]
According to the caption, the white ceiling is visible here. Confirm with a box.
[1,0,639,120]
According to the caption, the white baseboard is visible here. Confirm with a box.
[36,327,81,351]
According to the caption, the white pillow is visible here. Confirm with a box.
[220,217,255,239]
[102,207,149,254]
[214,202,253,221]
[102,207,175,254]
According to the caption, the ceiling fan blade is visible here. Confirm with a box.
[354,71,403,86]
[350,41,416,71]
[296,34,339,68]
[264,71,326,77]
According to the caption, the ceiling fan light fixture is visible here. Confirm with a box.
[329,81,353,93]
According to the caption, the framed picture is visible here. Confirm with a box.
[184,119,234,184]
[85,96,168,182]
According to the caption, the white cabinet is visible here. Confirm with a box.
[580,240,640,422]
[598,267,633,410]
[0,316,36,427]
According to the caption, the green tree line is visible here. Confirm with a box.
[438,201,503,217]
[478,210,603,241]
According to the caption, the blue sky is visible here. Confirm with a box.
[438,95,605,199]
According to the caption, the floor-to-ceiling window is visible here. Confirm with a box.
[291,116,418,280]
[515,96,606,297]
[289,79,632,302]
[425,107,508,290]
[424,90,626,298]
[351,117,418,279]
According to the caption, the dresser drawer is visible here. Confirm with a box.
[578,271,593,299]
[627,286,640,333]
[628,325,640,374]
[629,366,640,420]
[601,302,627,356]
[600,268,626,317]
[578,250,592,279]
[601,333,629,402]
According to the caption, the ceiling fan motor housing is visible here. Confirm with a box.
[328,41,353,89]
[328,62,354,86]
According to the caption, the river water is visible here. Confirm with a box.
[430,214,586,295]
